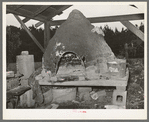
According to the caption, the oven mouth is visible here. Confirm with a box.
[55,51,86,75]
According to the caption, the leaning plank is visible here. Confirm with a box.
[7,85,31,103]
[7,86,31,96]
[121,21,144,41]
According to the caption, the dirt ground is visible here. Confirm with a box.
[126,59,144,109]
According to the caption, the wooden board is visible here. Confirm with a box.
[39,68,129,87]
[39,79,128,87]
[7,86,31,96]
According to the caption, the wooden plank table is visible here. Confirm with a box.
[38,69,129,108]
[39,68,129,90]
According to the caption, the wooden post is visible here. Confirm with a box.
[124,43,129,59]
[44,21,51,49]
[13,14,45,53]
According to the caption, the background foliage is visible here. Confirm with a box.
[6,23,144,64]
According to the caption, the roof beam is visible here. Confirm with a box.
[7,8,46,22]
[46,5,72,20]
[32,5,50,17]
[13,5,24,10]
[35,21,44,28]
[35,5,72,27]
[35,13,144,28]
[22,17,30,23]
[13,14,45,52]
[120,21,144,41]
[57,5,72,14]
[49,13,144,26]
[22,6,50,24]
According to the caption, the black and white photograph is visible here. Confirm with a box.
[3,2,147,120]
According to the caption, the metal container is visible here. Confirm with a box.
[107,59,126,78]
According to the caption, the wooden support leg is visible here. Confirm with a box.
[13,14,45,52]
[44,21,51,49]
[113,86,127,108]
[112,90,127,108]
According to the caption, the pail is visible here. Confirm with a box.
[107,59,126,78]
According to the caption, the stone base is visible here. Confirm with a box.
[52,88,76,103]
[78,87,92,101]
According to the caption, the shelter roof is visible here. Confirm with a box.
[6,5,72,22]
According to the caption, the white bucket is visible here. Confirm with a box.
[16,51,35,79]
[17,51,35,107]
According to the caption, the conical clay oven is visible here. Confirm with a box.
[43,9,115,75]
[29,9,117,105]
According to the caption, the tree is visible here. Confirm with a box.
[102,23,144,58]
[6,26,22,65]
[6,22,144,65]
[139,22,144,32]
[16,25,57,62]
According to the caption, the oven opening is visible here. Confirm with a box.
[56,52,86,77]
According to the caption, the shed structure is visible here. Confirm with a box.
[6,5,145,108]
[6,5,144,53]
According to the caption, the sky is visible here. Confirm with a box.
[6,2,145,31]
